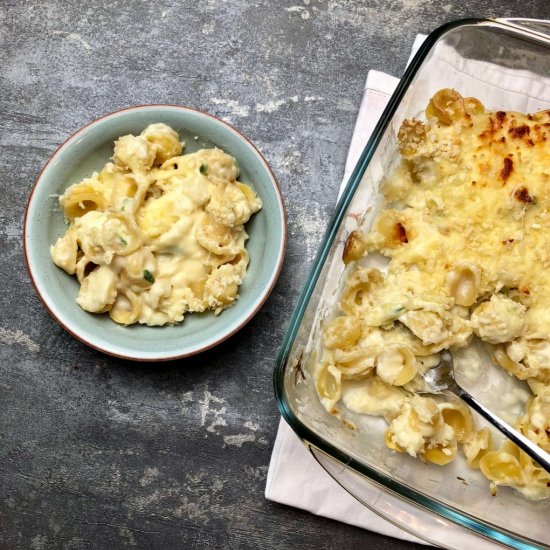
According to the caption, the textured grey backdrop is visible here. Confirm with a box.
[1,1,549,549]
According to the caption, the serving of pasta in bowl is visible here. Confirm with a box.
[25,106,285,360]
[275,19,550,550]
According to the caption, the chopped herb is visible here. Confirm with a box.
[391,305,406,317]
[121,197,131,212]
[199,163,208,175]
[119,237,127,246]
[143,269,155,284]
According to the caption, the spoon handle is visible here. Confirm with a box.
[456,387,550,474]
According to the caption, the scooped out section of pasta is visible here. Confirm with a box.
[315,89,550,499]
[50,123,262,326]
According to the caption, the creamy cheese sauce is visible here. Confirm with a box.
[51,123,262,326]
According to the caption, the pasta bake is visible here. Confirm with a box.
[315,89,550,499]
[50,123,262,326]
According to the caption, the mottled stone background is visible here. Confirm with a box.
[1,1,549,549]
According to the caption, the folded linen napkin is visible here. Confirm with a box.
[265,35,427,545]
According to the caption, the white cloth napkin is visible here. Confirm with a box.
[265,35,427,545]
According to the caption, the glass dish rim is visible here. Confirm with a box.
[274,17,550,550]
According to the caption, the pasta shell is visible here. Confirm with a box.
[479,451,524,484]
[425,88,464,125]
[423,441,457,465]
[109,289,142,325]
[61,183,107,221]
[439,400,473,443]
[315,363,342,414]
[141,123,183,165]
[322,316,362,350]
[463,428,492,469]
[195,214,243,256]
[445,261,480,307]
[375,345,418,386]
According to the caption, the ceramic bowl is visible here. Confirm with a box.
[24,105,286,361]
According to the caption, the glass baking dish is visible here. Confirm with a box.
[275,18,550,549]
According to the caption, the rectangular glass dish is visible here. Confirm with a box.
[275,18,550,549]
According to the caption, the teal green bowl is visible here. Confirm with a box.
[24,105,286,361]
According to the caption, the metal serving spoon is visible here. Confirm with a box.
[423,350,550,474]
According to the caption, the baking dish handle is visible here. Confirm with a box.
[495,18,550,43]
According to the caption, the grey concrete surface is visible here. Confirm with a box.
[1,1,549,549]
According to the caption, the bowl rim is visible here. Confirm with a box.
[23,104,287,362]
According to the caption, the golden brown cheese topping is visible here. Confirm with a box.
[316,89,550,500]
